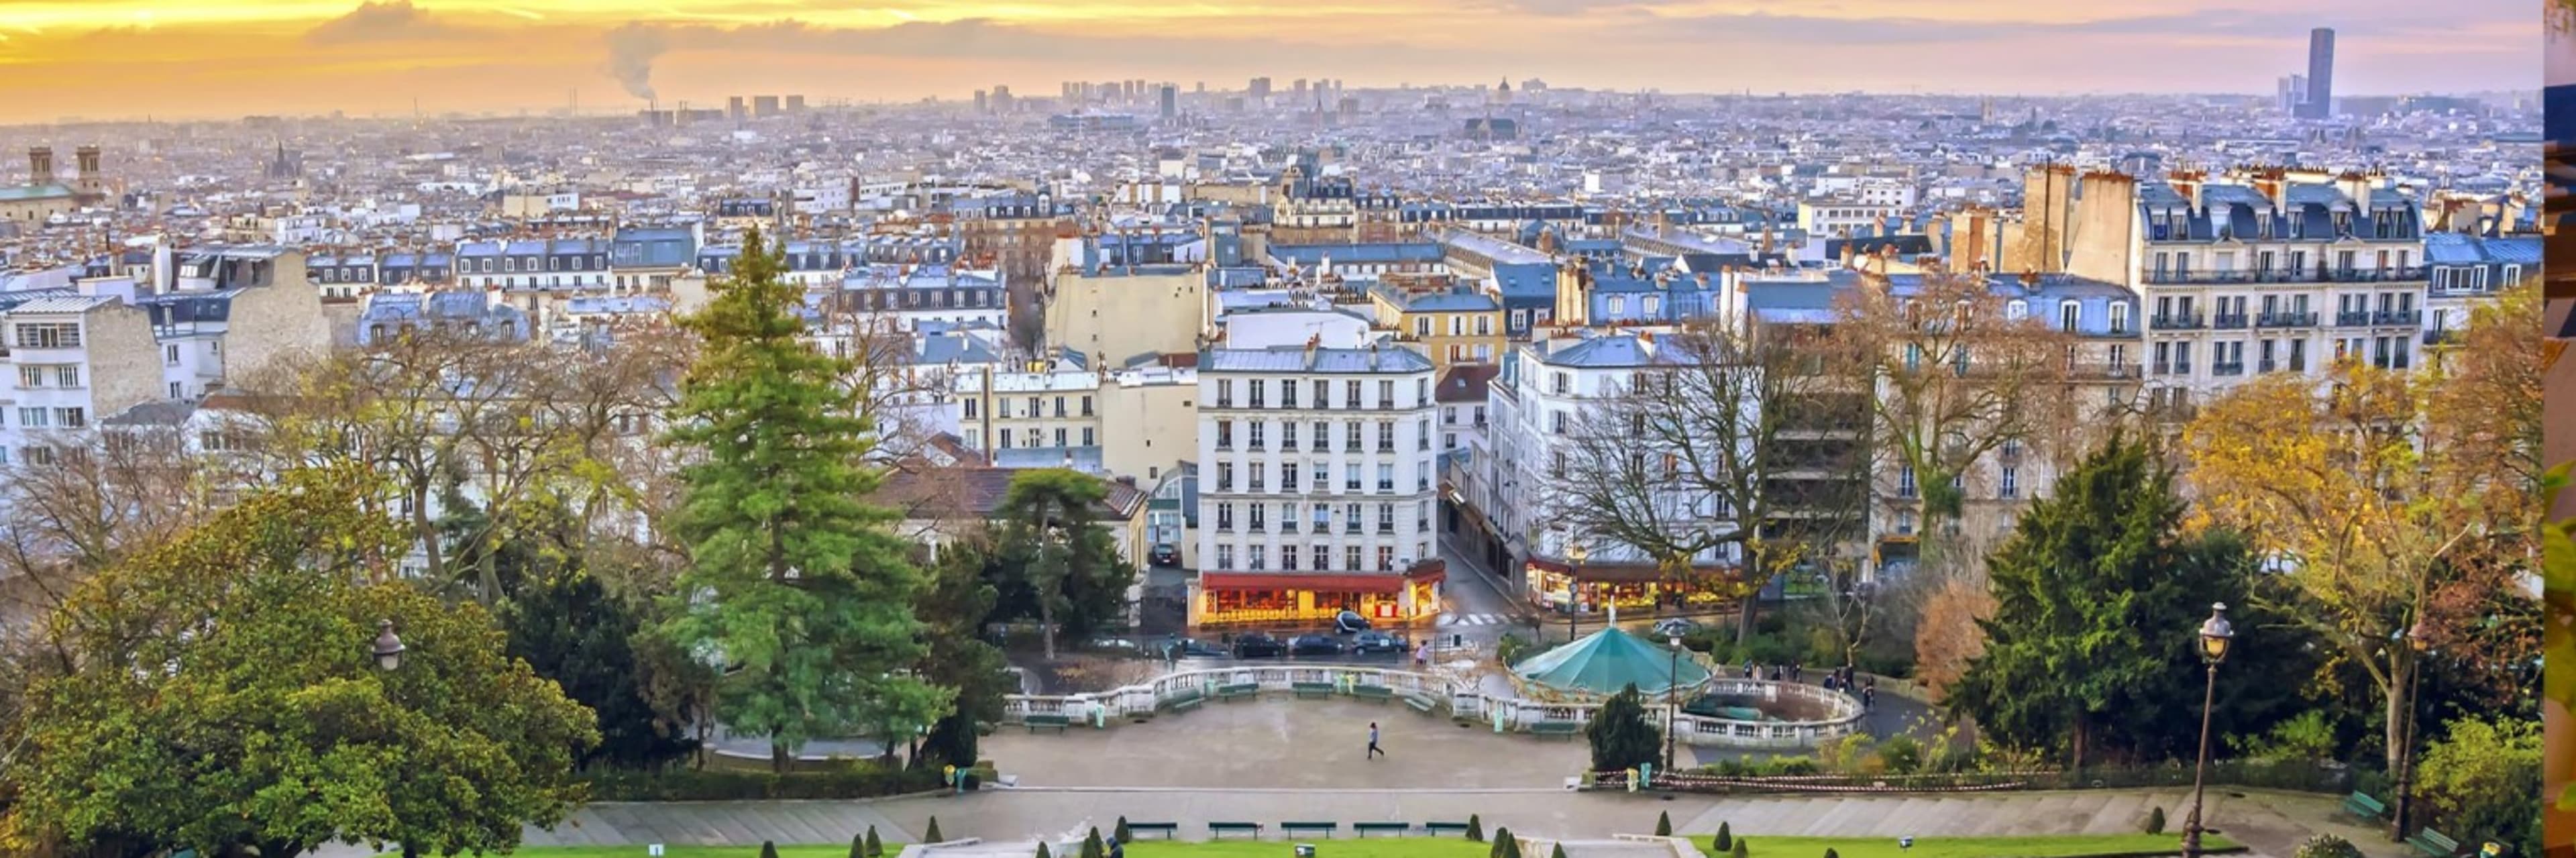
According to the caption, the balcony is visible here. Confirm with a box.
[1248,480,1266,492]
[2258,359,2277,374]
[2255,311,2319,328]
[2373,310,2422,327]
[2142,266,2429,285]
[2174,362,2193,375]
[1346,480,1362,492]
[1216,519,1234,532]
[1216,398,1233,409]
[2211,313,2250,330]
[1281,440,1299,451]
[2070,362,2141,380]
[1377,480,1395,493]
[1377,523,1395,534]
[2423,329,2457,347]
[2150,313,2206,331]
[1345,522,1362,535]
[2212,361,2245,376]
[1281,521,1298,534]
[2334,311,2372,327]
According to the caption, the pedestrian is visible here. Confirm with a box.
[1368,721,1386,759]
[1862,681,1876,711]
[1791,662,1803,683]
[1108,839,1124,858]
[1768,664,1782,682]
[1742,659,1755,679]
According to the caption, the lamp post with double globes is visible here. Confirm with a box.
[372,619,415,858]
[2182,602,2235,858]
[2392,621,2433,843]
[1566,542,1589,642]
[1664,634,1684,772]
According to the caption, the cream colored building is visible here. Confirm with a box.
[1043,264,1207,363]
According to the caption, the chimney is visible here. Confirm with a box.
[28,147,52,186]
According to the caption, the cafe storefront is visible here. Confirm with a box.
[1190,562,1447,627]
[1522,556,1739,614]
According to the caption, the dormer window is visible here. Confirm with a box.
[2058,301,2080,331]
[2006,299,2027,321]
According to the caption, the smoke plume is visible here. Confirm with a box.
[605,23,667,101]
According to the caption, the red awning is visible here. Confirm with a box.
[1200,573,1407,594]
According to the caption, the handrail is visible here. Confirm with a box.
[1002,665,1866,749]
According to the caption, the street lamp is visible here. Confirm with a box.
[1566,543,1589,642]
[372,619,407,672]
[2392,620,2433,843]
[1664,635,1683,772]
[2182,602,2234,858]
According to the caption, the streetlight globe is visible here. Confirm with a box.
[2197,602,2233,664]
[2407,620,2433,652]
[372,619,407,672]
[1568,543,1589,564]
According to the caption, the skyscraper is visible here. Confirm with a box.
[2301,28,2334,119]
[1159,85,1177,119]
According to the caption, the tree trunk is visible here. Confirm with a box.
[2070,715,2090,772]
[2383,657,2408,775]
[772,739,791,774]
[411,481,441,582]
[1735,596,1758,645]
[1039,564,1060,662]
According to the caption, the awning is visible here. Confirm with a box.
[1200,573,1407,594]
[1525,557,1729,583]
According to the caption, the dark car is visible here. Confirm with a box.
[1350,631,1403,654]
[1232,632,1285,658]
[1148,543,1181,566]
[1332,610,1371,634]
[1287,634,1343,656]
[1167,637,1228,658]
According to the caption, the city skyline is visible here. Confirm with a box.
[0,0,2534,123]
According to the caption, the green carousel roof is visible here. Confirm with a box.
[1510,626,1711,696]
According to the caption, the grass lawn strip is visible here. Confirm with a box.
[390,845,896,857]
[1130,843,1493,858]
[1687,834,2240,858]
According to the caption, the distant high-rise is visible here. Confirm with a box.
[975,90,990,114]
[785,95,806,113]
[991,85,1015,114]
[2277,74,2306,114]
[1159,85,1177,119]
[752,95,780,117]
[727,95,747,120]
[2300,28,2334,119]
[1249,77,1271,101]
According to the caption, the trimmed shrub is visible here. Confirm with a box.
[1715,822,1733,851]
[1552,844,1568,858]
[2145,806,2167,835]
[761,842,782,858]
[1115,818,1132,843]
[1656,810,1672,837]
[2294,835,2363,858]
[1730,839,1748,858]
[1035,843,1051,858]
[1467,814,1485,842]
[926,818,944,843]
[1825,850,1840,858]
[849,832,865,858]
[583,765,943,801]
[1490,827,1511,858]
[866,826,884,858]
[1082,828,1104,858]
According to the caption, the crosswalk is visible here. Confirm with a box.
[1438,612,1513,627]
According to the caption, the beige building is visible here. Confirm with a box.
[1043,264,1207,363]
[1096,362,1198,482]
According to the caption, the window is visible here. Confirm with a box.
[1313,380,1331,408]
[1417,418,1432,450]
[1346,421,1363,450]
[16,366,40,388]
[1377,502,1396,533]
[13,323,79,349]
[1027,396,1040,416]
[1217,462,1234,491]
[1216,544,1234,569]
[1898,466,1917,498]
[1283,462,1300,490]
[1550,411,1568,435]
[1415,317,1432,337]
[1416,378,1430,406]
[1377,380,1394,409]
[1377,419,1396,451]
[2108,303,2130,334]
[965,398,979,419]
[1607,295,1625,315]
[1477,315,1493,335]
[1053,428,1067,447]
[1283,545,1299,571]
[1377,463,1395,491]
[17,407,47,427]
[166,344,181,366]
[1281,421,1299,450]
[1377,545,1395,571]
[1217,378,1234,407]
[48,365,75,388]
[1000,428,1014,447]
[1216,502,1236,531]
[1281,384,1297,409]
[1551,372,1570,394]
[1054,396,1067,417]
[1249,380,1267,409]
[1346,545,1363,571]
[1248,545,1265,570]
[2000,468,2020,499]
[2058,301,2079,331]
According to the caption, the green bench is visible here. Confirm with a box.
[2405,828,2460,858]
[1350,685,1394,702]
[1209,822,1263,839]
[2340,791,2388,822]
[1126,822,1180,839]
[1403,694,1440,714]
[1216,682,1260,701]
[1024,713,1072,733]
[1530,720,1582,739]
[1281,822,1338,839]
[1291,682,1336,698]
[1164,689,1206,713]
[1353,822,1411,837]
[1423,822,1474,837]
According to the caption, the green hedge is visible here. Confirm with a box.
[1672,759,2358,796]
[584,766,948,801]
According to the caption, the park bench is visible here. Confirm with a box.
[1281,822,1339,839]
[1422,822,1474,837]
[1208,822,1263,839]
[1024,713,1072,734]
[1350,684,1394,702]
[2340,791,2389,822]
[1530,720,1582,739]
[1125,822,1180,840]
[1216,682,1260,701]
[1291,682,1336,698]
[1353,823,1411,838]
[1403,694,1440,714]
[1163,689,1206,713]
[2405,828,2460,858]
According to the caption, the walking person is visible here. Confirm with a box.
[1367,722,1386,759]
[1862,680,1876,712]
[1791,662,1803,684]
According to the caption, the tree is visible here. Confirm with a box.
[2414,714,2540,858]
[1715,823,1732,851]
[851,831,867,858]
[1081,827,1104,858]
[911,538,1012,769]
[502,560,696,770]
[1656,811,1672,837]
[1586,684,1661,771]
[1114,818,1132,843]
[1554,321,1867,643]
[1947,435,2310,767]
[762,841,781,858]
[2184,344,2536,774]
[926,818,944,843]
[1911,576,1994,700]
[0,466,598,858]
[1466,815,1485,843]
[866,826,885,858]
[658,227,948,771]
[994,468,1137,659]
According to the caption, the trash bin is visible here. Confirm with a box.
[1293,845,1317,858]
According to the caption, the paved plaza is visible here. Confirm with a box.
[982,696,1591,788]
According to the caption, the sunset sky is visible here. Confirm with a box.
[0,0,2537,122]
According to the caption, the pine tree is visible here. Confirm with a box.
[659,226,949,771]
[1715,822,1733,851]
[849,831,867,858]
[1115,818,1132,843]
[2145,806,2166,835]
[1656,810,1672,837]
[1552,843,1569,858]
[1730,839,1748,858]
[1036,843,1052,858]
[1825,851,1840,858]
[867,826,885,857]
[1585,684,1661,771]
[762,842,782,858]
[926,817,945,843]
[1491,827,1511,858]
[1082,827,1105,858]
[1467,814,1485,842]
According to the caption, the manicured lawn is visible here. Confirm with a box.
[391,845,886,858]
[1688,834,2239,858]
[1130,842,1492,858]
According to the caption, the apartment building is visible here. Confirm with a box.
[455,238,611,291]
[953,352,1104,455]
[1044,263,1207,363]
[0,294,158,467]
[1192,341,1444,626]
[1368,283,1503,368]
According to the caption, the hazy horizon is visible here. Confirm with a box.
[0,0,2537,123]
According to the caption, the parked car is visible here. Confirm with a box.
[1148,543,1181,566]
[1332,610,1372,634]
[1350,631,1404,654]
[1651,617,1701,638]
[1232,632,1285,658]
[1287,634,1344,656]
[1170,637,1229,657]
